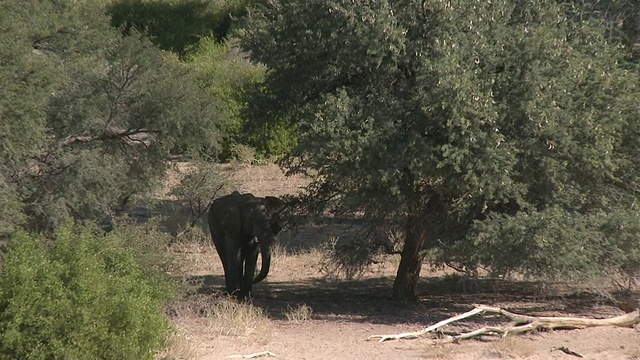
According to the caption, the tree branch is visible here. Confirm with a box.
[59,127,157,148]
[367,305,640,343]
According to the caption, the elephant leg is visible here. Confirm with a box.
[224,233,242,295]
[239,244,259,300]
[211,226,230,292]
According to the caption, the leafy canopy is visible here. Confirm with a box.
[240,0,640,281]
[0,0,226,233]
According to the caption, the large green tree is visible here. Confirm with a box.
[240,0,640,301]
[0,0,225,233]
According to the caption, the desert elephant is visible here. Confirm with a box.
[208,191,285,299]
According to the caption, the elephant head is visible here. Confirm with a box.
[208,191,287,299]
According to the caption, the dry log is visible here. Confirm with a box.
[367,305,640,343]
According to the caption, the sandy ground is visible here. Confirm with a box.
[173,251,640,360]
[163,163,640,360]
[205,325,640,360]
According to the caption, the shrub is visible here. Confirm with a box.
[245,117,298,161]
[0,223,173,359]
[184,38,266,161]
[283,304,313,323]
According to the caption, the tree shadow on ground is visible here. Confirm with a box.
[187,272,620,327]
[144,200,621,327]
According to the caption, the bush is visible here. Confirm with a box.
[456,207,640,283]
[108,0,257,55]
[184,38,266,161]
[245,117,298,160]
[0,223,173,359]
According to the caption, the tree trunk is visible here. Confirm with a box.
[392,211,428,302]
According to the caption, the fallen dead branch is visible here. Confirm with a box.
[551,346,584,358]
[228,351,276,358]
[367,304,640,343]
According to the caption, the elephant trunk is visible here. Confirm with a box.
[253,244,271,283]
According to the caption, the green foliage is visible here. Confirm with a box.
[0,3,49,167]
[460,207,640,283]
[240,0,640,292]
[0,175,25,237]
[597,210,640,279]
[108,0,257,56]
[1,0,226,232]
[0,223,173,359]
[565,0,640,61]
[109,220,179,278]
[185,38,265,160]
[459,208,603,277]
[319,236,390,279]
[243,114,298,160]
[184,36,295,160]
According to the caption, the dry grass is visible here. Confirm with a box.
[153,163,640,359]
[283,304,313,324]
[269,241,290,261]
[421,343,458,359]
[157,162,200,199]
[207,296,273,339]
[155,331,199,360]
[218,163,309,198]
[169,229,220,276]
[163,294,274,358]
[157,161,308,203]
[267,246,329,282]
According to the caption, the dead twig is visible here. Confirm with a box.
[367,304,640,343]
[228,351,276,358]
[551,346,584,358]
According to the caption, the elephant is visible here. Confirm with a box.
[208,191,286,299]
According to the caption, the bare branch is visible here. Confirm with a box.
[59,127,157,148]
[228,351,276,358]
[169,181,226,246]
[367,305,640,343]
